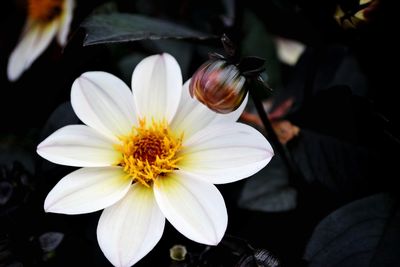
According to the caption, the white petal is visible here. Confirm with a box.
[97,184,165,267]
[170,79,248,138]
[37,125,120,167]
[154,172,227,245]
[57,0,74,45]
[7,19,58,81]
[179,122,274,184]
[71,71,137,141]
[131,53,182,122]
[44,167,132,214]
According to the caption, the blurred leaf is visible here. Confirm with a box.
[40,102,80,142]
[238,154,297,212]
[39,232,64,252]
[0,162,35,215]
[221,0,235,27]
[304,193,400,266]
[241,10,281,91]
[0,137,35,174]
[82,13,215,46]
[0,181,13,205]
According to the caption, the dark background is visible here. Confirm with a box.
[1,0,399,266]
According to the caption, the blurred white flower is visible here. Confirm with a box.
[7,0,74,81]
[37,53,273,267]
[275,37,305,66]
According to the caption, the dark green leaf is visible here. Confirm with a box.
[82,13,215,46]
[312,46,368,97]
[304,194,400,266]
[238,154,297,212]
[289,128,370,196]
[284,85,374,196]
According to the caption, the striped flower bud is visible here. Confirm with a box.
[189,59,247,114]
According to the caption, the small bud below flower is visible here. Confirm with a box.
[189,59,247,114]
[169,244,187,261]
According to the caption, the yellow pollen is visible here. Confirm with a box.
[115,119,183,187]
[28,0,63,22]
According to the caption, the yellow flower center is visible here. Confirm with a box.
[28,0,63,22]
[115,119,183,187]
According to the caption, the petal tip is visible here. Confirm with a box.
[36,145,47,159]
[7,55,23,82]
[43,200,54,213]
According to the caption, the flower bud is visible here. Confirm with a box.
[169,244,187,261]
[189,59,247,114]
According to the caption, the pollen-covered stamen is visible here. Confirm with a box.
[115,119,183,187]
[28,0,63,22]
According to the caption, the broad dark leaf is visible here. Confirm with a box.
[304,193,400,267]
[281,84,377,196]
[82,13,215,46]
[238,154,297,212]
[312,45,368,97]
[288,128,369,196]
